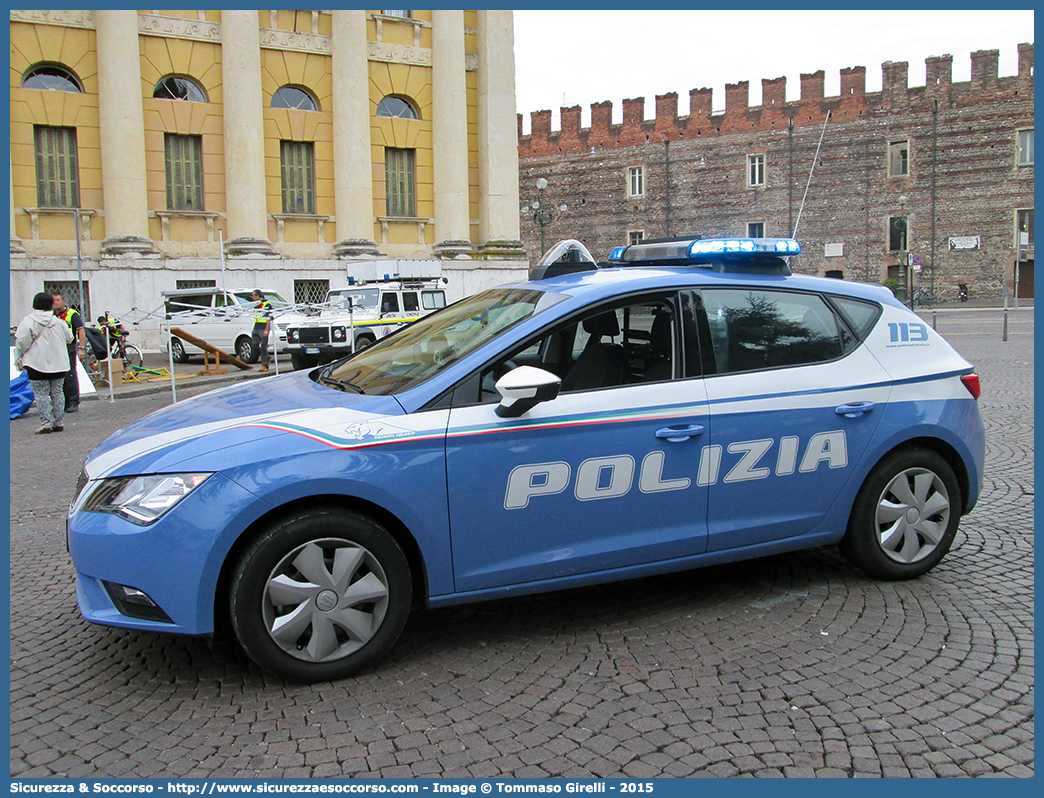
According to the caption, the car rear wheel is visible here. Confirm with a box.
[229,508,412,682]
[236,336,258,363]
[839,447,961,580]
[170,338,189,363]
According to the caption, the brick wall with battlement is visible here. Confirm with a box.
[518,44,1034,298]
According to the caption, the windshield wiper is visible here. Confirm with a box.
[319,366,365,394]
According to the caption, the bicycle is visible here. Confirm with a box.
[86,319,144,375]
[911,287,937,308]
[110,336,143,369]
[95,315,143,369]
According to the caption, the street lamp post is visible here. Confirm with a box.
[531,177,567,256]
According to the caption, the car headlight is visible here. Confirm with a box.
[79,473,212,526]
[288,329,299,343]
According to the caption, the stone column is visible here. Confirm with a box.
[95,10,156,255]
[431,10,472,258]
[220,10,275,255]
[331,10,380,257]
[477,10,524,258]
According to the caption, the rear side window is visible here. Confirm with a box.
[402,292,419,312]
[699,288,845,374]
[164,293,213,314]
[829,295,882,340]
[422,290,446,310]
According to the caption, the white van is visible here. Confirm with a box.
[161,287,290,363]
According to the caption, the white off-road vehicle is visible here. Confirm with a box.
[285,260,447,370]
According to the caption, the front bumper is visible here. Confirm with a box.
[68,472,264,635]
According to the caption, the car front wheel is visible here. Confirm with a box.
[839,447,961,580]
[230,508,412,682]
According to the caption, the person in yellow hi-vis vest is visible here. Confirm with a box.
[250,290,273,372]
[51,291,87,412]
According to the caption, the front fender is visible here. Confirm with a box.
[221,432,453,597]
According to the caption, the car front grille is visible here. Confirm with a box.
[298,328,330,344]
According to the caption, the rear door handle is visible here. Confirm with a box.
[655,424,705,442]
[835,401,875,417]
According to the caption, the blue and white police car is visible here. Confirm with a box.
[68,237,985,682]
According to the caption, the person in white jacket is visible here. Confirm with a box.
[15,292,74,434]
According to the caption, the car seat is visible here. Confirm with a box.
[561,312,628,391]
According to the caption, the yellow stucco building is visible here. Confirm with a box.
[10,9,526,330]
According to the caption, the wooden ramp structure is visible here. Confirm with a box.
[168,327,254,374]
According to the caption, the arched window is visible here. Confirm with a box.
[272,86,319,111]
[21,63,83,93]
[376,95,419,120]
[153,75,207,103]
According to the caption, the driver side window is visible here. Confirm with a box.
[471,295,680,404]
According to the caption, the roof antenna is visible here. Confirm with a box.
[792,109,831,238]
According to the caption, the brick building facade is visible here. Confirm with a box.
[518,44,1034,301]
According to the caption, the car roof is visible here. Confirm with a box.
[520,265,897,307]
[161,287,281,296]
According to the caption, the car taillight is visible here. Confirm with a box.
[960,373,981,400]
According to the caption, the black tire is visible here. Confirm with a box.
[290,352,311,371]
[839,447,962,580]
[170,337,189,363]
[121,343,143,369]
[229,508,412,683]
[236,336,258,364]
[354,334,375,352]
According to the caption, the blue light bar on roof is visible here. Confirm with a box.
[607,246,626,260]
[690,237,801,256]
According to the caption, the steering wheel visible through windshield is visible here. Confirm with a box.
[321,287,567,395]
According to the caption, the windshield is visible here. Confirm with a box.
[232,291,290,309]
[323,287,566,396]
[327,288,380,311]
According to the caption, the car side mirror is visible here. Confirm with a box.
[495,366,561,418]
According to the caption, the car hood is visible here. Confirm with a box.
[84,370,407,479]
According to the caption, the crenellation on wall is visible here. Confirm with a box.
[839,67,866,97]
[530,108,553,140]
[654,92,678,133]
[925,55,952,88]
[725,81,749,116]
[971,48,999,91]
[800,70,825,101]
[519,47,1030,156]
[1018,42,1033,77]
[762,77,786,107]
[621,97,645,145]
[881,61,909,108]
[689,87,712,119]
[590,100,613,143]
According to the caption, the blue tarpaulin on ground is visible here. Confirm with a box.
[10,370,34,419]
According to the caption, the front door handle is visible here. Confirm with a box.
[835,401,875,418]
[655,424,705,442]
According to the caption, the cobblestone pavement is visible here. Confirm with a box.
[9,308,1033,778]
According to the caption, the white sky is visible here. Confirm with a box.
[513,9,1035,133]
